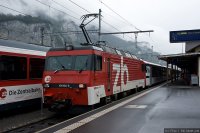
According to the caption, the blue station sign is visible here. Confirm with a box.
[170,29,200,43]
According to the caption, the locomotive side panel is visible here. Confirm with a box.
[121,57,145,92]
[110,54,121,95]
[87,52,106,105]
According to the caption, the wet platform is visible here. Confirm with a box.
[38,80,200,133]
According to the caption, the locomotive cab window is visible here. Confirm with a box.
[0,55,27,80]
[30,58,45,79]
[45,55,93,71]
[94,55,102,71]
[74,55,92,71]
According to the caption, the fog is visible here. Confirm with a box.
[1,0,199,54]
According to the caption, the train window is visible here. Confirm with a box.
[152,66,159,77]
[0,55,27,80]
[45,55,93,71]
[45,56,74,71]
[146,66,151,73]
[30,58,45,79]
[74,55,92,71]
[142,64,146,72]
[95,55,102,71]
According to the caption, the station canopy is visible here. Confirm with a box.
[159,52,200,71]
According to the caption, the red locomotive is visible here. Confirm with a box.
[43,45,148,110]
[42,13,167,111]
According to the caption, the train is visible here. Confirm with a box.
[0,39,49,112]
[43,44,167,111]
[43,14,168,111]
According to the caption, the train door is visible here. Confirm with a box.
[107,58,111,92]
[146,65,151,86]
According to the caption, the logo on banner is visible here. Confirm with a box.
[0,88,7,99]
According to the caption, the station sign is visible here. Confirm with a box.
[170,29,200,43]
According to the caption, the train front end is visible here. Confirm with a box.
[43,46,104,111]
[43,46,97,111]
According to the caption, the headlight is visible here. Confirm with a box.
[43,84,50,88]
[79,84,86,88]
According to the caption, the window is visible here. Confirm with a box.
[74,55,91,71]
[46,56,74,71]
[0,55,27,80]
[30,58,45,79]
[45,55,92,71]
[95,55,102,71]
[142,64,146,72]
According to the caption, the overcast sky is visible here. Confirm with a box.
[1,0,200,54]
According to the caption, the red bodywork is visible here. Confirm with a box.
[0,39,49,112]
[43,48,146,107]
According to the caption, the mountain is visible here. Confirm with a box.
[0,14,165,65]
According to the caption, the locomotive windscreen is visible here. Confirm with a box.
[45,55,93,71]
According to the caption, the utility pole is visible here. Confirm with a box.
[40,27,44,45]
[99,9,102,42]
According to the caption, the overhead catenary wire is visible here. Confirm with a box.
[35,0,80,20]
[0,4,29,16]
[101,20,134,40]
[101,11,130,26]
[99,0,141,31]
[98,0,156,45]
[51,0,81,17]
[68,0,91,13]
[67,0,134,40]
[1,0,149,43]
[101,20,121,32]
[0,1,96,37]
[0,5,43,35]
